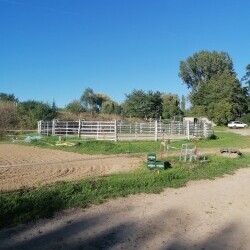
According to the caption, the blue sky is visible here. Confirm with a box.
[1,0,250,107]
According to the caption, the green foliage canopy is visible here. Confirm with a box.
[122,90,163,118]
[179,50,248,124]
[17,100,57,129]
[162,94,182,119]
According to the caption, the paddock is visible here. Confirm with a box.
[38,120,213,141]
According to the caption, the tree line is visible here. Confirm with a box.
[66,87,185,120]
[1,50,249,132]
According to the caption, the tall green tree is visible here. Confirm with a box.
[241,64,250,91]
[162,94,182,119]
[179,50,234,106]
[122,90,162,118]
[180,95,186,114]
[179,50,248,124]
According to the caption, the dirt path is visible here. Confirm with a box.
[1,167,250,250]
[0,144,144,191]
[224,128,250,136]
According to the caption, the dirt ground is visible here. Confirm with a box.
[1,167,250,250]
[1,134,250,250]
[0,144,144,191]
[227,127,250,136]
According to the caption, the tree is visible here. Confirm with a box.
[80,88,96,111]
[179,50,248,124]
[94,93,110,111]
[66,100,85,114]
[0,93,18,102]
[122,90,163,119]
[240,64,250,123]
[101,100,115,114]
[17,100,57,129]
[241,64,250,92]
[162,94,182,119]
[0,101,17,134]
[179,50,234,106]
[181,95,186,114]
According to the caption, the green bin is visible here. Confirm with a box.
[147,161,156,170]
[147,153,156,162]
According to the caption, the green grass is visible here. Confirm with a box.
[1,129,249,155]
[1,154,250,229]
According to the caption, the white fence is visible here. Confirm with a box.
[38,120,213,141]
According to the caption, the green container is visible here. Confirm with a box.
[147,153,156,162]
[155,161,166,170]
[147,161,156,170]
[147,161,170,170]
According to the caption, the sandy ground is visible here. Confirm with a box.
[0,144,143,191]
[226,128,250,136]
[226,127,250,136]
[1,167,250,250]
[1,142,250,191]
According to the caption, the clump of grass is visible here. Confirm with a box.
[0,154,249,229]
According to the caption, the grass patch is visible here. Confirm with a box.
[2,129,249,155]
[1,154,250,229]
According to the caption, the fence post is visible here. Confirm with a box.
[135,122,137,139]
[52,120,55,136]
[155,120,158,141]
[187,121,190,140]
[78,120,81,138]
[97,122,99,140]
[37,121,41,134]
[114,120,117,142]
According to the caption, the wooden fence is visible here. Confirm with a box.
[38,120,213,141]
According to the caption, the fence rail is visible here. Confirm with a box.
[38,120,213,141]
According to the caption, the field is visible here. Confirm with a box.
[0,128,250,249]
[0,144,143,191]
[1,128,249,191]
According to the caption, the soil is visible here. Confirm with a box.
[1,143,250,192]
[226,127,250,136]
[1,136,250,249]
[1,168,250,249]
[0,144,144,191]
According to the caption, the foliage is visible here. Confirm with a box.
[162,93,182,119]
[122,90,163,119]
[0,101,17,134]
[17,100,57,129]
[239,113,250,124]
[241,64,250,92]
[80,87,96,111]
[186,105,206,117]
[66,99,85,115]
[179,50,234,92]
[0,93,18,102]
[101,100,119,114]
[0,154,249,228]
[179,50,248,124]
[79,88,121,115]
[181,95,186,114]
